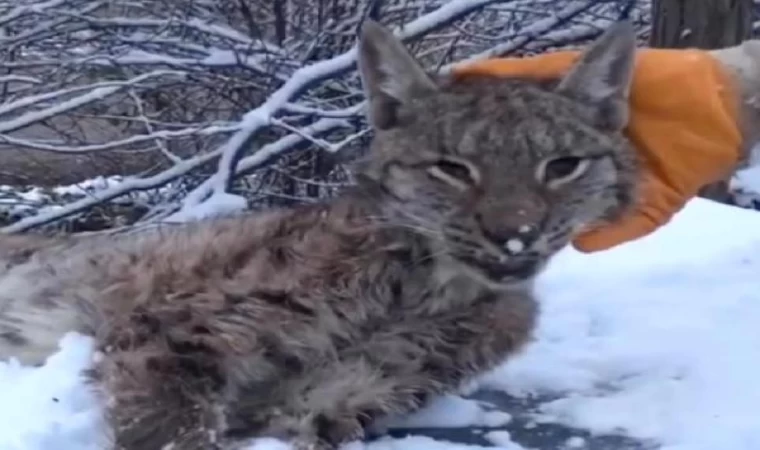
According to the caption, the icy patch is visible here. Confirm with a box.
[362,436,519,450]
[244,435,523,450]
[379,395,512,429]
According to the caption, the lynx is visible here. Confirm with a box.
[0,20,638,450]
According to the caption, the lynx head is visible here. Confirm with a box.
[355,20,639,286]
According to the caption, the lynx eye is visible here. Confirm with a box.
[537,156,590,187]
[427,158,479,188]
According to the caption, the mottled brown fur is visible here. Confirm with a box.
[0,21,639,450]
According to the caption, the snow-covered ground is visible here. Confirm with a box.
[1,197,760,450]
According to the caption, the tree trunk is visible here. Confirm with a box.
[649,0,753,203]
[649,0,753,49]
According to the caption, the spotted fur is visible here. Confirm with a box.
[0,20,639,450]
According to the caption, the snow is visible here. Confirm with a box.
[0,334,103,450]
[164,191,248,222]
[477,198,760,450]
[352,436,503,450]
[52,176,124,196]
[2,198,760,450]
[0,176,128,218]
[505,238,524,254]
[378,395,512,430]
[731,166,760,208]
[564,436,587,449]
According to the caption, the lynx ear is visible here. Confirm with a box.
[357,20,437,130]
[556,21,637,131]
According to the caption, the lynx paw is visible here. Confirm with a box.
[314,414,365,445]
[289,438,333,450]
[262,413,365,450]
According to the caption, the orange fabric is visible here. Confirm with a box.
[452,49,743,253]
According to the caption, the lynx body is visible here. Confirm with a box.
[0,21,638,450]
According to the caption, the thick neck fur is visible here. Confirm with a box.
[126,183,505,319]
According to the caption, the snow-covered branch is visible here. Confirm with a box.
[0,71,184,134]
[0,0,651,233]
[210,0,503,194]
[1,150,221,233]
[445,1,598,67]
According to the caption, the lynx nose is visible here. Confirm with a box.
[477,217,540,255]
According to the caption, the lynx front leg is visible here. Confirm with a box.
[226,294,537,449]
[444,295,538,378]
[228,358,435,450]
[91,345,227,450]
[290,294,538,445]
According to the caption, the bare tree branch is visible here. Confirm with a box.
[0,0,651,233]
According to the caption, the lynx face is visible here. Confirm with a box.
[356,22,639,285]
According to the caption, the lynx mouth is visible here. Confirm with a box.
[458,254,540,282]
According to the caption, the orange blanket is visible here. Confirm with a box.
[453,49,742,252]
